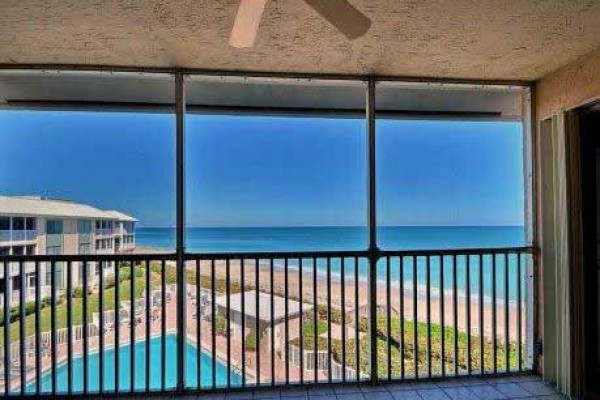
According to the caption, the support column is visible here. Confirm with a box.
[175,71,187,392]
[366,77,379,384]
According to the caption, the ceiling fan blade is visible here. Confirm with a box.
[229,0,269,48]
[303,0,371,39]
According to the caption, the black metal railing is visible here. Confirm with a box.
[0,247,533,396]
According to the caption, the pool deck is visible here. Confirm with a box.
[5,292,301,391]
[5,291,537,395]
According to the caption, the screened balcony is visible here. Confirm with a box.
[0,70,549,399]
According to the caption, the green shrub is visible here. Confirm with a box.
[119,266,130,281]
[302,319,328,337]
[166,266,176,284]
[72,286,84,298]
[24,301,36,315]
[214,314,228,335]
[245,329,258,351]
[9,307,19,323]
[104,275,116,289]
[0,301,37,324]
[135,267,145,278]
[150,263,177,285]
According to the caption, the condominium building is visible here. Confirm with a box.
[0,195,137,306]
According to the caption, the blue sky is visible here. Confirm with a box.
[0,111,524,227]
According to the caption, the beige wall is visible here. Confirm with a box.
[63,218,79,255]
[533,48,600,389]
[35,216,46,254]
[536,46,600,120]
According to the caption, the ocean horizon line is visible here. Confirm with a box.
[136,224,526,229]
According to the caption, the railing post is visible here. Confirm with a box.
[366,76,379,384]
[175,71,187,392]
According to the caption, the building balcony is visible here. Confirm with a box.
[0,230,37,244]
[94,229,115,237]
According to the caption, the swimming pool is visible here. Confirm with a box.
[26,334,242,393]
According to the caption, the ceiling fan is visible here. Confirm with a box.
[229,0,371,48]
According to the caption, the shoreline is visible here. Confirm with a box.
[132,245,526,304]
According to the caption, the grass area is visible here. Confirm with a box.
[289,315,522,376]
[245,329,258,351]
[214,314,228,335]
[373,315,520,375]
[303,319,328,338]
[0,263,160,343]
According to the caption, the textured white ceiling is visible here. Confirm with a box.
[0,0,599,80]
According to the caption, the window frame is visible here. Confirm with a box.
[46,219,64,235]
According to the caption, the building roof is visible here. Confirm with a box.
[104,210,138,222]
[0,196,137,221]
[215,290,313,324]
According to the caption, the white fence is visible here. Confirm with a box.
[0,323,99,367]
[287,343,359,381]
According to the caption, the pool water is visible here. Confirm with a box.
[26,334,242,393]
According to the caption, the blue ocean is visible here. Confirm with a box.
[136,226,528,300]
[136,226,524,253]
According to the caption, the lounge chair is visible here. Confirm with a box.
[40,342,51,357]
[119,308,131,326]
[152,291,163,307]
[152,307,161,322]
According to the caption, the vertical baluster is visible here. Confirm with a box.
[479,254,484,374]
[211,259,217,389]
[18,261,25,395]
[99,261,105,393]
[160,259,166,391]
[115,260,121,393]
[452,255,458,376]
[354,257,360,382]
[517,253,522,371]
[255,258,260,386]
[426,256,431,378]
[412,256,418,379]
[2,260,9,395]
[440,255,445,377]
[283,258,289,385]
[340,257,346,383]
[492,254,497,373]
[326,257,332,383]
[145,260,150,392]
[241,258,246,387]
[66,260,73,394]
[196,259,201,389]
[129,259,135,392]
[386,256,391,381]
[466,255,472,376]
[504,254,510,372]
[83,260,89,394]
[299,258,304,384]
[399,256,405,380]
[269,259,275,385]
[313,257,318,383]
[35,261,41,395]
[50,260,57,395]
[226,259,231,388]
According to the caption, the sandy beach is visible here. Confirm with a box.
[189,259,526,342]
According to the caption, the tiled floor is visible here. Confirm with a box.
[172,375,564,400]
